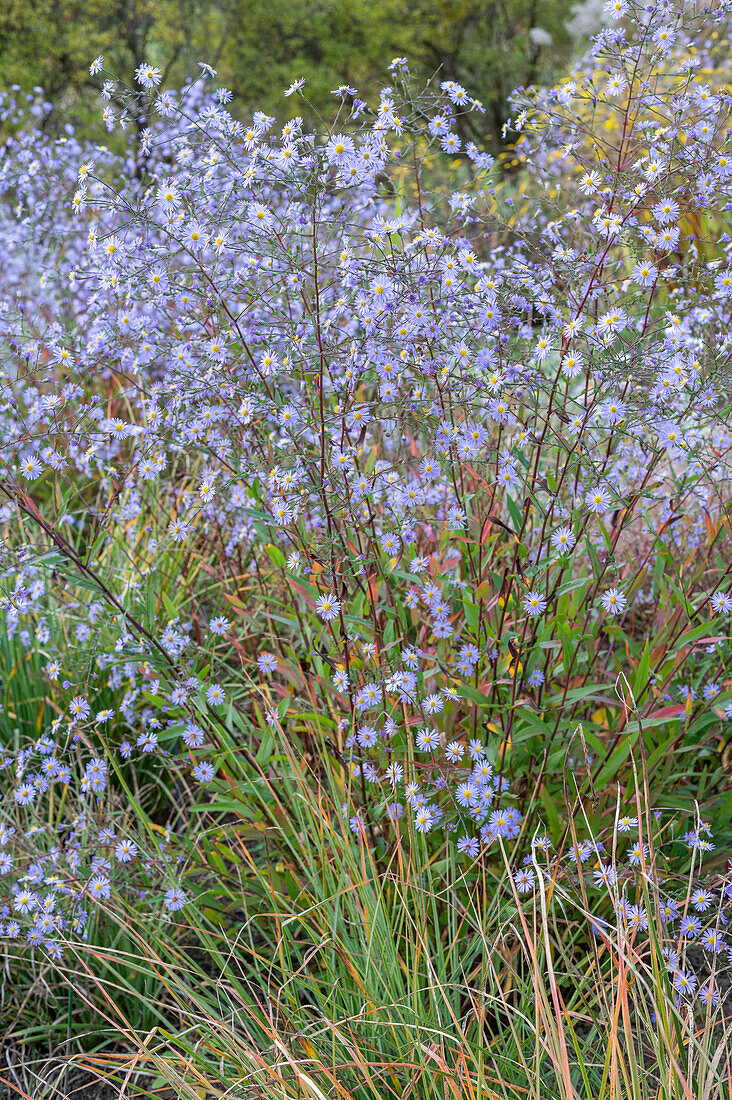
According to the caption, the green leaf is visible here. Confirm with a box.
[505,493,522,532]
[556,621,577,676]
[460,683,493,707]
[634,638,651,698]
[538,782,561,838]
[544,683,604,707]
[463,597,479,634]
[594,737,633,789]
[266,544,286,569]
[83,530,108,567]
[512,712,555,744]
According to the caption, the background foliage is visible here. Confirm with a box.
[0,0,573,147]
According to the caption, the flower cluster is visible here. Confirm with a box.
[0,1,729,1022]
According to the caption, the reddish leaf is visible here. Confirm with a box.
[646,704,685,721]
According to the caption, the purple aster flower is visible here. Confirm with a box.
[523,591,547,616]
[163,887,187,911]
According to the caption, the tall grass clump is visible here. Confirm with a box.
[0,1,731,1095]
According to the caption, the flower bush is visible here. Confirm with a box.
[1,0,732,1092]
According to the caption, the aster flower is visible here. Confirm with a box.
[523,591,547,616]
[710,591,732,614]
[135,62,163,88]
[562,354,583,378]
[680,915,702,936]
[605,72,627,94]
[423,693,444,715]
[13,890,38,914]
[625,903,648,930]
[585,486,612,514]
[673,970,697,998]
[468,738,485,760]
[627,842,648,866]
[316,593,341,621]
[115,840,138,862]
[416,727,438,752]
[455,781,478,807]
[380,532,400,555]
[19,453,43,480]
[385,762,403,785]
[457,835,479,857]
[601,588,627,615]
[700,928,724,953]
[652,197,679,223]
[700,980,719,1008]
[168,519,191,542]
[182,723,205,749]
[209,616,230,636]
[578,170,601,194]
[514,868,535,893]
[632,262,658,289]
[488,808,511,837]
[326,134,355,166]
[414,807,435,833]
[332,669,349,691]
[551,526,576,552]
[206,684,225,706]
[404,783,421,806]
[357,725,378,748]
[157,179,180,209]
[593,863,616,887]
[69,696,90,721]
[658,899,678,923]
[137,730,158,753]
[473,760,494,786]
[445,740,464,763]
[248,203,274,232]
[15,784,36,806]
[193,762,215,783]
[163,887,187,911]
[88,876,111,901]
[257,653,278,674]
[690,888,713,911]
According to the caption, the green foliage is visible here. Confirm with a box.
[67,740,732,1100]
[0,0,573,147]
[0,0,226,135]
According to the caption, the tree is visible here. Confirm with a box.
[220,0,573,149]
[0,0,575,149]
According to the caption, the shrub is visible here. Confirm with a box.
[0,0,731,1091]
